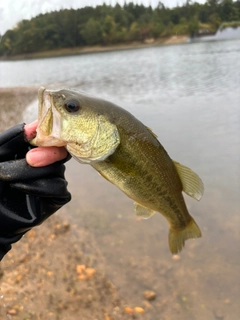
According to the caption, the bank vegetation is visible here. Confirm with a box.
[0,0,240,57]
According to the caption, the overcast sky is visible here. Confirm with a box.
[0,0,206,35]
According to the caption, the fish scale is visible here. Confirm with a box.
[32,87,204,254]
[93,121,188,227]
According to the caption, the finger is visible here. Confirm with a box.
[12,178,70,198]
[26,147,68,167]
[24,120,38,141]
[0,158,65,181]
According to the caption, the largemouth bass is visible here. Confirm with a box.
[32,87,204,254]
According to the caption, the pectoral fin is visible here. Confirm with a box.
[134,202,155,219]
[173,161,204,201]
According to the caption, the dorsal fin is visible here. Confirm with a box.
[145,126,158,139]
[173,161,204,201]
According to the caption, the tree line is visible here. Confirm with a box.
[0,0,240,56]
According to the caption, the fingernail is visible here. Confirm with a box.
[26,149,45,166]
[24,120,38,140]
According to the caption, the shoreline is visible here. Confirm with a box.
[0,86,38,132]
[0,36,188,61]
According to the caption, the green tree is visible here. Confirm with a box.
[219,0,239,21]
[127,21,141,41]
[188,17,200,36]
[208,13,221,29]
[102,15,117,44]
[80,18,103,45]
[0,1,239,57]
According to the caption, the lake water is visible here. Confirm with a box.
[1,39,240,319]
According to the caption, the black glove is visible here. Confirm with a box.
[0,123,71,260]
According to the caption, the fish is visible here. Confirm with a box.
[31,86,204,254]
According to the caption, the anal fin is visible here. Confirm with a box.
[134,202,155,219]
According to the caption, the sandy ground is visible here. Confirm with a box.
[0,215,129,320]
[0,87,38,131]
[163,36,188,45]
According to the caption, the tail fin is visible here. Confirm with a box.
[168,218,201,254]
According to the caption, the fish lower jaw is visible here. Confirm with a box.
[33,136,67,147]
[69,151,107,164]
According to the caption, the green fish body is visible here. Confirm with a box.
[32,87,204,254]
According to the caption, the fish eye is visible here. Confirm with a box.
[64,100,80,113]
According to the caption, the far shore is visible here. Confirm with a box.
[0,35,188,61]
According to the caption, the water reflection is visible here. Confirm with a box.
[1,39,240,319]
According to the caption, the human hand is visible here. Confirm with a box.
[25,120,68,167]
[0,122,71,260]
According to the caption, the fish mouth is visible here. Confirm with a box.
[30,87,66,147]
